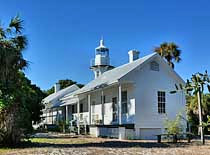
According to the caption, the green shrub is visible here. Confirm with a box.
[164,113,184,135]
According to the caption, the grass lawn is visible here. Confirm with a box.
[0,134,210,155]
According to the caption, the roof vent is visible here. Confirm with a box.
[128,50,140,63]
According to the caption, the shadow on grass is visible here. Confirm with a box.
[5,140,191,149]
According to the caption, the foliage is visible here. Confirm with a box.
[0,15,28,83]
[171,71,209,144]
[0,16,45,146]
[45,79,84,95]
[164,113,184,135]
[0,72,45,145]
[202,115,210,130]
[58,120,67,132]
[154,42,181,69]
[184,71,210,95]
[16,72,45,130]
[187,94,210,134]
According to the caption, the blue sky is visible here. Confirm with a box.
[1,0,210,90]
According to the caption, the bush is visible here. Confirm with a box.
[164,113,184,135]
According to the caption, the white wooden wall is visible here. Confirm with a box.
[121,56,186,132]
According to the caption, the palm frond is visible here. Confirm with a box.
[0,27,5,39]
[9,16,23,33]
[12,35,28,50]
[153,42,182,69]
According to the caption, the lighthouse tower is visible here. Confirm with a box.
[90,39,114,79]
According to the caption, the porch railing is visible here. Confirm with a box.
[72,112,89,125]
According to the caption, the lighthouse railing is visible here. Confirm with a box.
[90,59,95,67]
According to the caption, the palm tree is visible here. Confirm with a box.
[0,15,27,84]
[0,15,28,145]
[154,42,181,69]
[170,71,210,144]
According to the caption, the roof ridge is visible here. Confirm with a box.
[75,53,157,95]
[103,52,157,75]
[43,84,79,102]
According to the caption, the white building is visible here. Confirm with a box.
[42,84,80,125]
[43,39,186,139]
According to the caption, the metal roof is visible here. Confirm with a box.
[75,53,157,95]
[60,88,81,101]
[43,84,80,105]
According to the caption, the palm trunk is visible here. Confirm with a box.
[167,61,174,69]
[0,103,22,146]
[197,90,205,144]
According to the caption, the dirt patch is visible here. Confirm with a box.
[1,133,210,155]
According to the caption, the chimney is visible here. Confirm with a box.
[54,83,60,93]
[128,50,140,63]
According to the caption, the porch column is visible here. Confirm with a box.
[77,99,80,134]
[101,90,104,125]
[56,109,59,124]
[47,110,49,124]
[45,111,48,124]
[119,127,126,140]
[88,94,91,125]
[66,105,69,123]
[118,84,122,125]
[51,109,53,124]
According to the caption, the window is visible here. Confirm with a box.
[158,91,166,113]
[96,71,100,77]
[101,95,106,103]
[112,97,118,121]
[80,103,83,113]
[150,61,159,71]
[92,101,95,114]
[121,91,128,113]
[72,104,76,114]
[101,95,106,115]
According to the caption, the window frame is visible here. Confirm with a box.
[72,104,76,114]
[101,95,106,104]
[112,97,118,121]
[91,101,96,114]
[150,61,159,71]
[80,103,84,113]
[121,91,128,114]
[157,91,166,114]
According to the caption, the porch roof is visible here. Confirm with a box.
[60,97,78,106]
[60,88,81,101]
[43,84,80,107]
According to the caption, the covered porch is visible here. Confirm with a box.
[61,94,90,134]
[77,81,136,139]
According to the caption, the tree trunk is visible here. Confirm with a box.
[0,103,22,146]
[197,90,205,144]
[168,61,174,69]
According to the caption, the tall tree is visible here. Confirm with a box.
[0,16,27,83]
[171,71,210,144]
[14,72,45,132]
[0,15,28,145]
[0,16,45,146]
[187,94,210,134]
[154,42,181,69]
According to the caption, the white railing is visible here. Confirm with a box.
[72,112,89,125]
[90,59,95,67]
[92,114,99,124]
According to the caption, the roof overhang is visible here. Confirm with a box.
[76,81,119,95]
[75,80,134,96]
[60,97,78,106]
